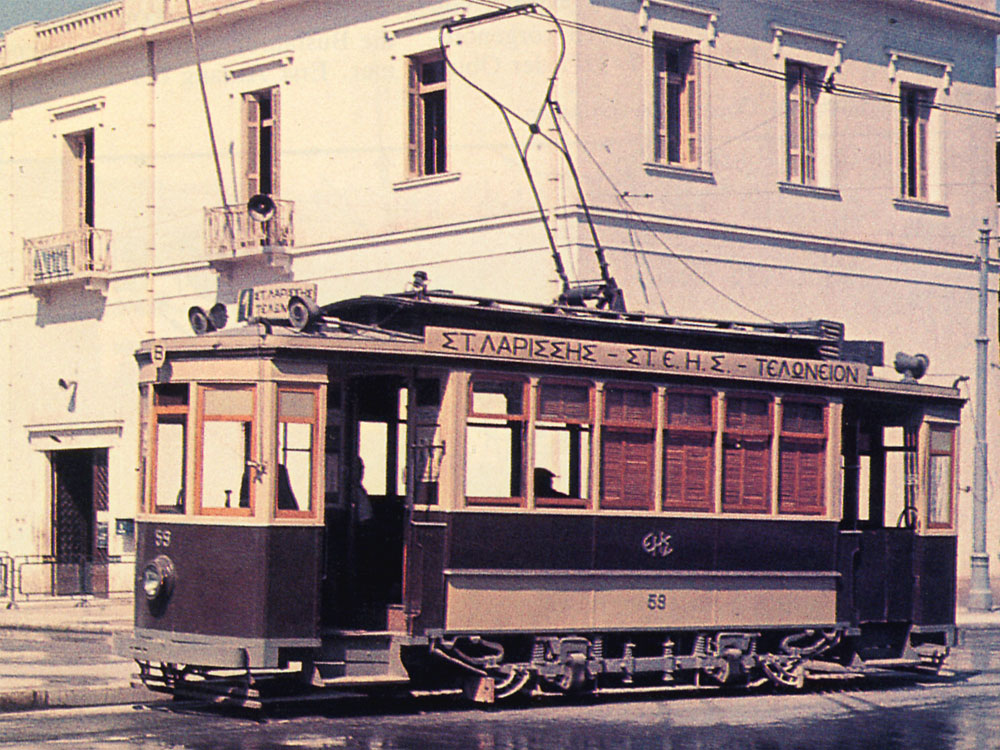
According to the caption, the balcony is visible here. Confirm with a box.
[24,228,112,295]
[204,199,294,272]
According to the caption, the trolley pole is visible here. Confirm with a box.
[969,224,993,612]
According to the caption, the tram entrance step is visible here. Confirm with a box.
[312,633,407,684]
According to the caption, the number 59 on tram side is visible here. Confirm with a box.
[115,287,962,705]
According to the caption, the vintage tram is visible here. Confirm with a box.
[116,283,961,705]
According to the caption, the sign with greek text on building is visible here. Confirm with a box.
[425,327,867,388]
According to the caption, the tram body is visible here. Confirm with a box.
[117,290,961,703]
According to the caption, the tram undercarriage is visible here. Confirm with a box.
[130,623,951,708]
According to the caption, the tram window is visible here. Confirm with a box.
[662,390,714,512]
[601,386,655,511]
[927,426,956,528]
[778,400,827,515]
[883,426,917,528]
[276,388,319,516]
[466,377,526,505]
[722,395,772,513]
[151,384,188,514]
[535,380,592,507]
[197,385,255,515]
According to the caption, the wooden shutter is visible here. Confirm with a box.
[407,59,421,176]
[916,92,929,198]
[787,66,802,183]
[538,382,590,422]
[663,391,714,511]
[684,46,698,164]
[778,401,826,514]
[722,396,771,513]
[602,429,654,510]
[653,44,667,163]
[270,86,280,197]
[244,93,260,199]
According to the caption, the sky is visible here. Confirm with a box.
[0,0,105,31]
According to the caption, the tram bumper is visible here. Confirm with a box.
[114,628,320,669]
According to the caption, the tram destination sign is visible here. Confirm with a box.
[425,327,868,387]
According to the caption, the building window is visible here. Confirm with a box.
[927,426,956,528]
[64,129,94,230]
[786,63,821,185]
[653,38,698,166]
[243,87,280,198]
[778,400,827,515]
[601,386,656,511]
[408,53,447,177]
[722,395,772,513]
[196,385,256,515]
[535,380,592,508]
[663,390,715,512]
[276,387,320,517]
[900,85,931,199]
[465,377,526,505]
[150,384,189,514]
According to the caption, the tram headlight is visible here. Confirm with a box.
[142,555,175,602]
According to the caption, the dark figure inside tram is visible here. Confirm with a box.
[534,467,567,498]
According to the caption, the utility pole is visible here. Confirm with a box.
[969,223,993,612]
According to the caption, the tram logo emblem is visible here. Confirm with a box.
[642,531,674,558]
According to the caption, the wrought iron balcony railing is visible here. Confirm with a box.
[24,227,112,291]
[204,199,294,263]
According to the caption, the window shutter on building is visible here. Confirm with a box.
[270,86,281,197]
[407,61,420,176]
[685,50,698,164]
[244,93,260,200]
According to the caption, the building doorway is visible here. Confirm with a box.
[51,448,109,597]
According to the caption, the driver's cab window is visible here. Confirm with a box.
[196,384,256,515]
[276,386,320,517]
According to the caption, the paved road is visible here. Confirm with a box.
[2,658,1000,749]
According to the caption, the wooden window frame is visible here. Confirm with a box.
[534,378,594,509]
[653,37,698,167]
[275,385,322,520]
[63,129,95,232]
[194,384,257,517]
[900,84,931,200]
[777,398,828,516]
[662,387,716,513]
[722,392,773,514]
[786,62,821,185]
[149,384,190,515]
[926,424,957,530]
[465,375,528,507]
[600,384,657,512]
[407,51,447,177]
[243,87,280,199]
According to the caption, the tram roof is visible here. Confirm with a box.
[318,290,848,360]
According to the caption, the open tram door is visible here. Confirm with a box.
[839,397,959,658]
[323,371,444,632]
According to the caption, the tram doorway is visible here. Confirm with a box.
[840,405,918,625]
[50,448,109,597]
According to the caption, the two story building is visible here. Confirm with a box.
[0,0,997,602]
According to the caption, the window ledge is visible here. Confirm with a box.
[393,172,461,191]
[777,182,842,201]
[892,198,950,216]
[642,162,716,184]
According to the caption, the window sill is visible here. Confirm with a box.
[892,197,950,216]
[642,162,716,184]
[777,182,842,201]
[393,171,461,191]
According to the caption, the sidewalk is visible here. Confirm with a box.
[0,595,158,711]
[2,596,1000,713]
